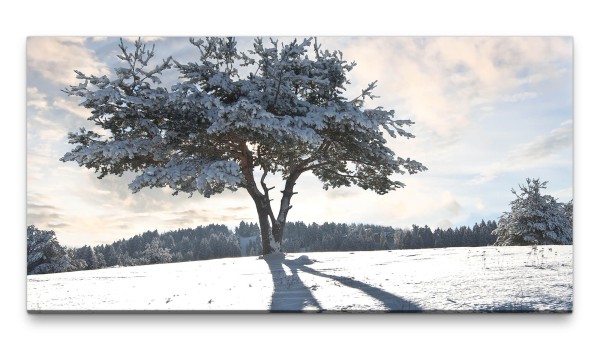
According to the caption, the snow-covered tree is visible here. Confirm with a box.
[563,199,573,227]
[493,178,573,246]
[143,237,172,264]
[104,244,120,267]
[75,245,99,270]
[235,221,260,237]
[61,37,426,254]
[27,225,70,275]
[65,247,87,271]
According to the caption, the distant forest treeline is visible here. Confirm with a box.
[28,220,499,274]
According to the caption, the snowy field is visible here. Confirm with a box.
[27,245,572,312]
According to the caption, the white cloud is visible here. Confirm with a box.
[27,37,110,86]
[31,120,65,142]
[551,188,573,203]
[442,191,463,216]
[26,87,49,110]
[437,219,453,229]
[502,91,539,102]
[53,97,91,120]
[337,37,571,139]
[471,120,573,184]
[291,177,474,231]
[122,36,165,43]
[509,121,572,161]
[27,106,71,152]
[57,37,88,44]
[475,198,485,211]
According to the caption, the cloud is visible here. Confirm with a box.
[47,222,71,228]
[27,37,110,86]
[27,202,58,211]
[437,219,453,229]
[27,87,49,110]
[53,97,92,120]
[551,187,573,203]
[502,91,539,102]
[27,199,66,229]
[28,117,66,142]
[328,187,360,199]
[28,212,62,220]
[27,88,67,142]
[509,120,573,162]
[167,207,252,226]
[443,193,463,216]
[475,199,485,211]
[337,37,571,140]
[471,120,573,184]
[58,37,88,44]
[27,107,70,150]
[122,36,165,43]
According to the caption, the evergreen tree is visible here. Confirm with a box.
[433,228,445,248]
[493,178,573,246]
[95,252,107,269]
[27,225,70,275]
[180,236,192,260]
[143,237,172,264]
[419,225,434,249]
[119,251,134,266]
[75,245,99,270]
[564,199,573,228]
[65,247,87,271]
[105,244,120,267]
[197,238,213,260]
[235,221,260,237]
[128,235,144,258]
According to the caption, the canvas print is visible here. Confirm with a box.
[26,36,573,312]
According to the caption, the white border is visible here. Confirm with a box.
[6,1,596,346]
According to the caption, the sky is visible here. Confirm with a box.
[26,36,573,247]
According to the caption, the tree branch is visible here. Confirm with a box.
[301,161,330,172]
[238,141,262,199]
[296,139,332,173]
[271,73,283,111]
[320,168,358,179]
[252,145,277,226]
[259,166,277,226]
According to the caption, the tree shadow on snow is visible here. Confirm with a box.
[264,254,323,312]
[264,254,421,312]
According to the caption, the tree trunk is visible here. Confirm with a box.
[250,175,297,255]
[266,173,299,254]
[240,139,300,255]
[252,198,279,254]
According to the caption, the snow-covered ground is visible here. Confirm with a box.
[27,245,572,312]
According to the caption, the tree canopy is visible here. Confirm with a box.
[61,37,426,254]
